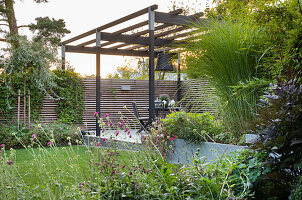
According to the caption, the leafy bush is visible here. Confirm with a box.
[0,121,82,149]
[250,76,302,198]
[53,68,85,124]
[161,112,226,144]
[289,176,302,200]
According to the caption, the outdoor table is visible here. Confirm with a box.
[143,106,182,118]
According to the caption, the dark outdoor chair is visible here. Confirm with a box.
[131,102,150,133]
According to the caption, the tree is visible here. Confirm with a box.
[0,0,70,125]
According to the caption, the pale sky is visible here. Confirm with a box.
[11,0,209,77]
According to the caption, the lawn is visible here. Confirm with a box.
[2,145,148,199]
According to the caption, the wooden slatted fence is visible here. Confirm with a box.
[1,78,216,130]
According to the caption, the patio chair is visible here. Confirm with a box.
[131,102,150,133]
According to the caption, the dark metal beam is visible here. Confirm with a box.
[62,4,158,44]
[155,11,206,26]
[65,45,150,57]
[148,8,155,123]
[96,31,101,137]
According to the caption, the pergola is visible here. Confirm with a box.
[61,5,206,136]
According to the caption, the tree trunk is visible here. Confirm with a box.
[4,0,18,36]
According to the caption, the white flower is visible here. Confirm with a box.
[162,100,167,106]
[169,100,175,107]
[11,132,16,136]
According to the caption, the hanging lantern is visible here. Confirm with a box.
[155,53,175,71]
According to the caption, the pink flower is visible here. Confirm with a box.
[128,130,130,134]
[93,112,99,117]
[47,142,52,146]
[170,137,175,141]
[102,129,105,133]
[97,142,101,147]
[7,161,13,165]
[102,138,106,142]
[32,134,37,140]
[146,169,151,174]
[124,128,129,132]
[120,122,124,128]
[0,144,5,149]
[104,114,110,118]
[129,171,132,176]
[115,131,119,136]
[129,135,132,138]
[109,122,113,127]
[172,150,175,154]
[121,165,126,169]
[105,121,108,126]
[11,119,14,124]
[133,142,135,145]
[111,170,115,175]
[0,150,2,154]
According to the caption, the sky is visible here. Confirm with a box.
[11,0,210,77]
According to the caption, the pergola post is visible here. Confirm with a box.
[61,44,65,70]
[148,7,155,124]
[177,53,181,101]
[96,30,101,136]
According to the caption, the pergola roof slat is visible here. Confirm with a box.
[62,4,158,45]
[77,9,184,47]
[155,11,204,26]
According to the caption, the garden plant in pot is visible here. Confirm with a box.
[159,94,170,108]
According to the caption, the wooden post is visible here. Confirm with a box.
[96,30,101,136]
[61,44,66,71]
[23,74,26,125]
[17,90,20,129]
[177,53,181,101]
[148,7,155,124]
[28,90,30,127]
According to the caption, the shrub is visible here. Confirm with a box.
[161,112,224,144]
[251,75,302,198]
[0,121,82,149]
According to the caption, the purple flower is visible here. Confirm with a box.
[146,169,151,174]
[11,119,14,124]
[129,171,132,176]
[115,131,119,136]
[47,142,52,146]
[7,161,13,165]
[32,134,37,140]
[111,170,115,175]
[121,165,126,169]
[93,112,99,117]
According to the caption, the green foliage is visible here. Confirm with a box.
[289,176,302,200]
[0,121,81,149]
[185,18,262,135]
[53,68,85,124]
[29,16,70,49]
[161,112,225,144]
[250,76,302,198]
[207,0,302,78]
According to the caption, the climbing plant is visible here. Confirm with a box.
[53,68,85,124]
